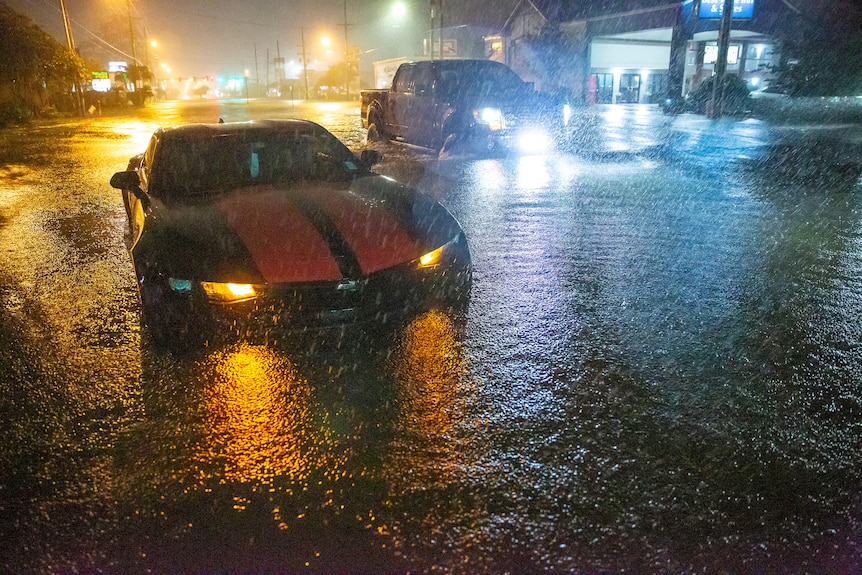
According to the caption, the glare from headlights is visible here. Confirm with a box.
[474,107,504,131]
[517,129,551,155]
[201,281,258,303]
[418,245,445,268]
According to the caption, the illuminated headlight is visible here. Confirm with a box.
[473,108,504,131]
[418,245,445,268]
[517,128,551,154]
[200,281,259,303]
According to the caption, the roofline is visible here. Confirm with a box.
[501,0,549,35]
[581,3,681,24]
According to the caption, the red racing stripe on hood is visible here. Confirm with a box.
[300,187,419,275]
[217,187,342,283]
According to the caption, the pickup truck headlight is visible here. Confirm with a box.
[473,108,504,131]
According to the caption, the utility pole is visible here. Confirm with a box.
[58,0,84,115]
[340,0,352,99]
[127,0,138,65]
[429,0,435,58]
[59,0,75,53]
[300,28,309,100]
[439,0,444,59]
[254,42,260,85]
[709,0,734,118]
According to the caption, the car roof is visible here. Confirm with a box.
[156,119,323,142]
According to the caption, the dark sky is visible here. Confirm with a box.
[5,0,440,79]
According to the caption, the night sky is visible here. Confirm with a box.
[4,0,463,79]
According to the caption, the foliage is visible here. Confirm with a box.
[685,74,750,116]
[770,0,862,96]
[0,4,89,117]
[0,101,33,128]
[317,63,351,90]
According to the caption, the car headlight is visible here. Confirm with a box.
[418,234,465,269]
[473,107,504,131]
[200,281,259,303]
[418,245,446,268]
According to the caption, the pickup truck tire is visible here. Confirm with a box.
[440,132,465,156]
[367,111,387,142]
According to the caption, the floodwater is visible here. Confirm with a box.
[1,100,861,573]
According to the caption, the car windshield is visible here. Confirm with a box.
[149,127,359,201]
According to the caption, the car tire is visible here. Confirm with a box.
[439,132,462,156]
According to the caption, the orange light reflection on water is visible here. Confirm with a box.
[389,310,469,480]
[198,344,327,485]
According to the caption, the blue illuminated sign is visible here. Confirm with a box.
[699,0,755,19]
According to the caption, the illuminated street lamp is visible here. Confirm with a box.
[391,1,408,20]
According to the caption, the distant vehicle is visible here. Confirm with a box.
[360,59,571,155]
[749,84,790,99]
[110,120,472,347]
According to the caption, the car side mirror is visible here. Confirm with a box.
[110,170,140,190]
[111,170,150,209]
[360,149,382,168]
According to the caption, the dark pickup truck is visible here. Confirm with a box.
[361,59,570,154]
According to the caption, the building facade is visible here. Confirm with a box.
[485,0,782,105]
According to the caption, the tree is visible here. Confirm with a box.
[0,4,89,119]
[316,63,352,99]
[770,0,862,96]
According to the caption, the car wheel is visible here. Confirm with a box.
[367,112,386,142]
[122,190,134,225]
[439,132,462,156]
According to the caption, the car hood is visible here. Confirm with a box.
[140,174,462,284]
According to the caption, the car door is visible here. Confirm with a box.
[389,64,414,140]
[404,63,437,147]
[129,135,158,245]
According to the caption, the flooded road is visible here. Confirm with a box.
[1,100,861,573]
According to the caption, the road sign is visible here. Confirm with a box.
[698,0,755,19]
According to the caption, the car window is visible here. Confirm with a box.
[393,65,414,93]
[149,128,359,201]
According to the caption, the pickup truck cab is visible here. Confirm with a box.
[361,59,569,154]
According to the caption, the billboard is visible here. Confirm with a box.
[699,0,755,19]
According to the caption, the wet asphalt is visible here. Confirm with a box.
[1,99,861,573]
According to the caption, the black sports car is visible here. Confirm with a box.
[110,119,471,346]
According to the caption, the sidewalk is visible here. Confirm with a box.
[565,102,862,173]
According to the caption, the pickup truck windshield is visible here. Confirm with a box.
[437,61,528,98]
